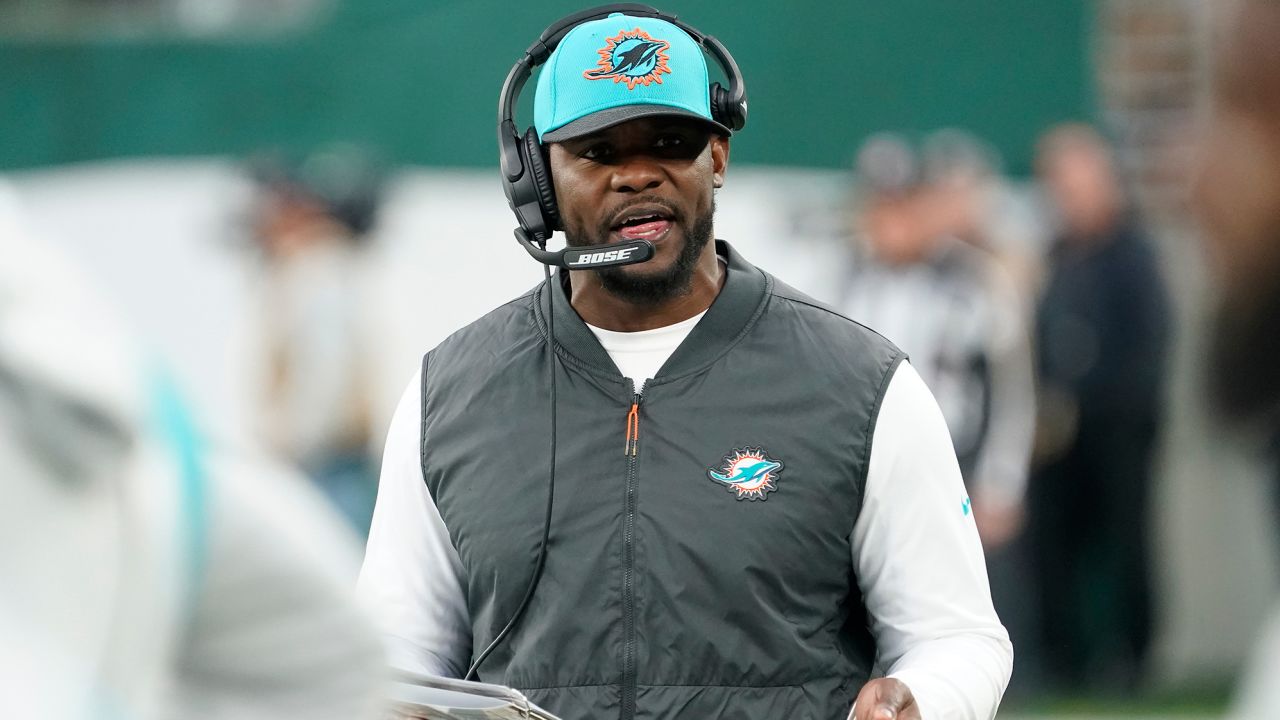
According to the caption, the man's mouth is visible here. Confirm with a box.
[610,207,674,241]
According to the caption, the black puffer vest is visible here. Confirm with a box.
[422,242,904,720]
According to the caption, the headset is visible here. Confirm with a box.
[466,4,747,682]
[496,3,748,270]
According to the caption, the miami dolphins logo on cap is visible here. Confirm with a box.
[583,28,672,90]
[707,447,783,501]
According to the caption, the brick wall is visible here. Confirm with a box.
[1094,0,1209,227]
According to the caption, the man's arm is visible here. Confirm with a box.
[851,362,1013,720]
[356,369,472,677]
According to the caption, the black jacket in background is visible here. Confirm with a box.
[1030,216,1171,687]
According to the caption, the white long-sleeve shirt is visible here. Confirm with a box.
[358,321,1012,720]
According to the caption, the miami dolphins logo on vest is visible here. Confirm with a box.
[707,446,783,501]
[583,28,672,90]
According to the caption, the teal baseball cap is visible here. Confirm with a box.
[534,12,732,143]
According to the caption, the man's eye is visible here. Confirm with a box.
[581,144,613,160]
[654,132,707,158]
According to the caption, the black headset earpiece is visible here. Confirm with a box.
[709,82,744,132]
[498,3,747,256]
[695,34,747,132]
[522,127,560,231]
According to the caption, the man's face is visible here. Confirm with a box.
[548,116,729,304]
[1192,0,1280,422]
[1037,141,1120,240]
[862,195,929,266]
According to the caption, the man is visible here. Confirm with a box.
[243,147,385,534]
[358,10,1011,720]
[1029,124,1170,690]
[1192,0,1280,714]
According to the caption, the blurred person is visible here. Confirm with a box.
[1031,123,1171,691]
[0,186,385,719]
[1192,0,1280,714]
[244,145,385,534]
[359,9,1012,720]
[921,129,1050,307]
[843,133,1037,552]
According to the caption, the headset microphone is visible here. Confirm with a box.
[514,229,655,270]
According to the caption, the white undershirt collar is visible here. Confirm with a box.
[584,310,706,389]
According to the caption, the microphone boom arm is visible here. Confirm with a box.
[515,228,655,270]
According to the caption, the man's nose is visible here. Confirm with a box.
[610,155,665,193]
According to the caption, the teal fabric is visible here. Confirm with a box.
[534,13,712,141]
[146,367,208,614]
[84,367,207,720]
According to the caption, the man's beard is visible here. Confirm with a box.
[1206,236,1280,428]
[565,201,715,306]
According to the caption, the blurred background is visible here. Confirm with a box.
[1,0,1276,717]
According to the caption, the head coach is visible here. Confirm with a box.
[357,5,1012,719]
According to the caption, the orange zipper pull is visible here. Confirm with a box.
[624,402,639,456]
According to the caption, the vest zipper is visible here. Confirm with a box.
[621,387,643,720]
[624,401,639,456]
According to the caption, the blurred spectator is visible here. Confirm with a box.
[243,145,385,534]
[920,129,1048,307]
[0,187,385,719]
[1192,1,1280,714]
[843,133,1036,550]
[1030,123,1171,691]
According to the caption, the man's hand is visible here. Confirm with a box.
[972,496,1026,551]
[849,678,921,720]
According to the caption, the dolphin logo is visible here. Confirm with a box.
[709,460,781,486]
[707,447,784,501]
[583,29,672,90]
[586,40,663,79]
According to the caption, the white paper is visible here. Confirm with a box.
[384,672,561,720]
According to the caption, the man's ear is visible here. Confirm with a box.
[711,135,730,189]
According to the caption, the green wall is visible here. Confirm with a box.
[0,0,1093,173]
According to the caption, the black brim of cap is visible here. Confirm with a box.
[541,104,732,143]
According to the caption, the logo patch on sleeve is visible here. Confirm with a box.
[707,447,783,501]
[583,28,672,90]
